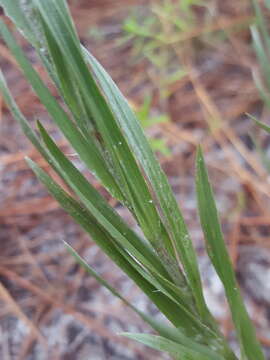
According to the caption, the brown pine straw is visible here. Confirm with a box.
[0,267,150,358]
[0,282,48,347]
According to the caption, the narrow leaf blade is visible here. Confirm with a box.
[121,333,222,360]
[248,114,270,134]
[196,147,265,360]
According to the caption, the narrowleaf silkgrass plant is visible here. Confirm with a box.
[0,1,265,359]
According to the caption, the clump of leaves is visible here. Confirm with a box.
[0,0,265,359]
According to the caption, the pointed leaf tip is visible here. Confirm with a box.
[248,113,270,134]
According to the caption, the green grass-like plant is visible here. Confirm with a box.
[135,95,171,156]
[121,0,199,98]
[0,1,265,359]
[249,1,270,171]
[251,0,270,108]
